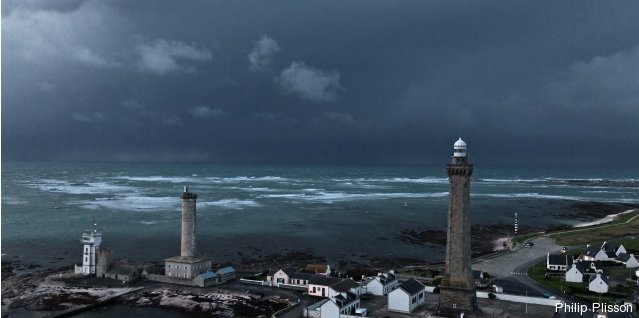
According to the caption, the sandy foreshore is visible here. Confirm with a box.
[573,208,636,227]
[489,205,638,251]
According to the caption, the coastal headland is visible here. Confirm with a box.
[3,201,637,317]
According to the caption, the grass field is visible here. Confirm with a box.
[548,209,639,246]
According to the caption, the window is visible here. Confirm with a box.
[412,297,417,304]
[419,292,424,299]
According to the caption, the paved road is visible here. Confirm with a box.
[472,237,560,279]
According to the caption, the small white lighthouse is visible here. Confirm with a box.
[75,222,102,275]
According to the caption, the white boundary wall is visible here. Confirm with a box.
[423,287,559,307]
[476,291,560,306]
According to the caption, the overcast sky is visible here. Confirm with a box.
[3,0,639,165]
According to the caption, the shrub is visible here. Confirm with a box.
[488,293,496,299]
[432,277,442,286]
[433,287,440,294]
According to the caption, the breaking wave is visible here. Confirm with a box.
[199,199,262,209]
[259,191,449,203]
[30,179,135,195]
[75,196,178,210]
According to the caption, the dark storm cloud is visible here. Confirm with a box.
[3,0,639,165]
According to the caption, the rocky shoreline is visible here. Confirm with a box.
[3,200,637,317]
[1,267,291,318]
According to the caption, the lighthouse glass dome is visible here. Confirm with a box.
[453,138,467,157]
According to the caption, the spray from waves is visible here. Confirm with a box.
[114,175,289,183]
[473,193,584,201]
[73,196,179,211]
[29,180,136,195]
[474,193,639,203]
[199,199,262,209]
[225,186,277,192]
[113,176,199,183]
[478,177,639,188]
[259,191,449,203]
[333,177,448,184]
[139,221,160,225]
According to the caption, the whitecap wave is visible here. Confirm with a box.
[207,176,289,183]
[199,199,262,209]
[30,180,135,195]
[75,196,178,210]
[260,191,448,203]
[114,176,198,183]
[226,186,277,192]
[333,177,448,184]
[473,193,583,200]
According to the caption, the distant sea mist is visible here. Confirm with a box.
[2,162,638,269]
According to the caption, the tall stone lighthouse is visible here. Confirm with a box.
[165,187,212,280]
[438,138,479,315]
[180,186,197,257]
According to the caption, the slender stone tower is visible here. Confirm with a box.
[180,186,197,258]
[438,138,479,315]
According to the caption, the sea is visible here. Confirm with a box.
[2,162,639,269]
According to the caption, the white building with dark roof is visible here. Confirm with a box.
[362,271,399,296]
[547,253,574,271]
[582,244,610,262]
[304,292,360,318]
[602,241,627,256]
[308,276,344,297]
[565,263,585,283]
[387,278,426,313]
[616,253,639,268]
[588,273,610,294]
[328,279,360,298]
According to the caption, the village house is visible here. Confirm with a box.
[266,266,364,297]
[588,273,610,294]
[565,263,584,283]
[328,279,361,298]
[268,267,314,286]
[308,276,344,297]
[304,292,361,318]
[565,260,603,283]
[581,242,629,262]
[582,244,613,262]
[602,241,627,256]
[361,271,399,296]
[387,278,426,313]
[616,253,639,268]
[547,253,574,271]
